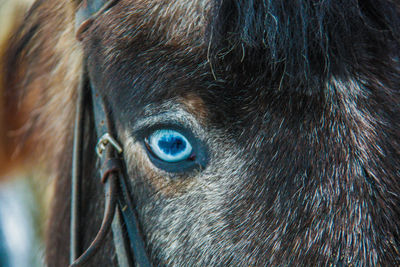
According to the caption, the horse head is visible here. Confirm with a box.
[1,0,399,265]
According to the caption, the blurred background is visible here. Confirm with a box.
[1,0,48,266]
[0,177,46,267]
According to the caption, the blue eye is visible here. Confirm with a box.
[146,129,193,162]
[141,126,208,173]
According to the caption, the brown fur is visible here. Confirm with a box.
[0,0,33,176]
[1,1,82,177]
[180,93,209,124]
[123,138,197,196]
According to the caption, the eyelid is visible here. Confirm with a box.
[126,109,208,173]
[134,122,194,143]
[131,109,204,140]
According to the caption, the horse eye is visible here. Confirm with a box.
[145,129,193,163]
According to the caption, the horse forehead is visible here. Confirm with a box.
[109,0,212,46]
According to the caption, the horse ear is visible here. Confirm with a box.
[0,1,83,178]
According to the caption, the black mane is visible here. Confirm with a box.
[210,0,400,93]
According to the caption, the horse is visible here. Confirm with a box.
[1,0,399,266]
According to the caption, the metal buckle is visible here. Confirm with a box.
[96,133,123,157]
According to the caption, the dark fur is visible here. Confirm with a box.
[2,0,400,266]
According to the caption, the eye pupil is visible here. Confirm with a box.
[158,135,187,156]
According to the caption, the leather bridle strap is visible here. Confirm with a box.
[70,73,152,267]
[70,1,151,266]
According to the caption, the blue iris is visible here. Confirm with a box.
[148,129,193,162]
